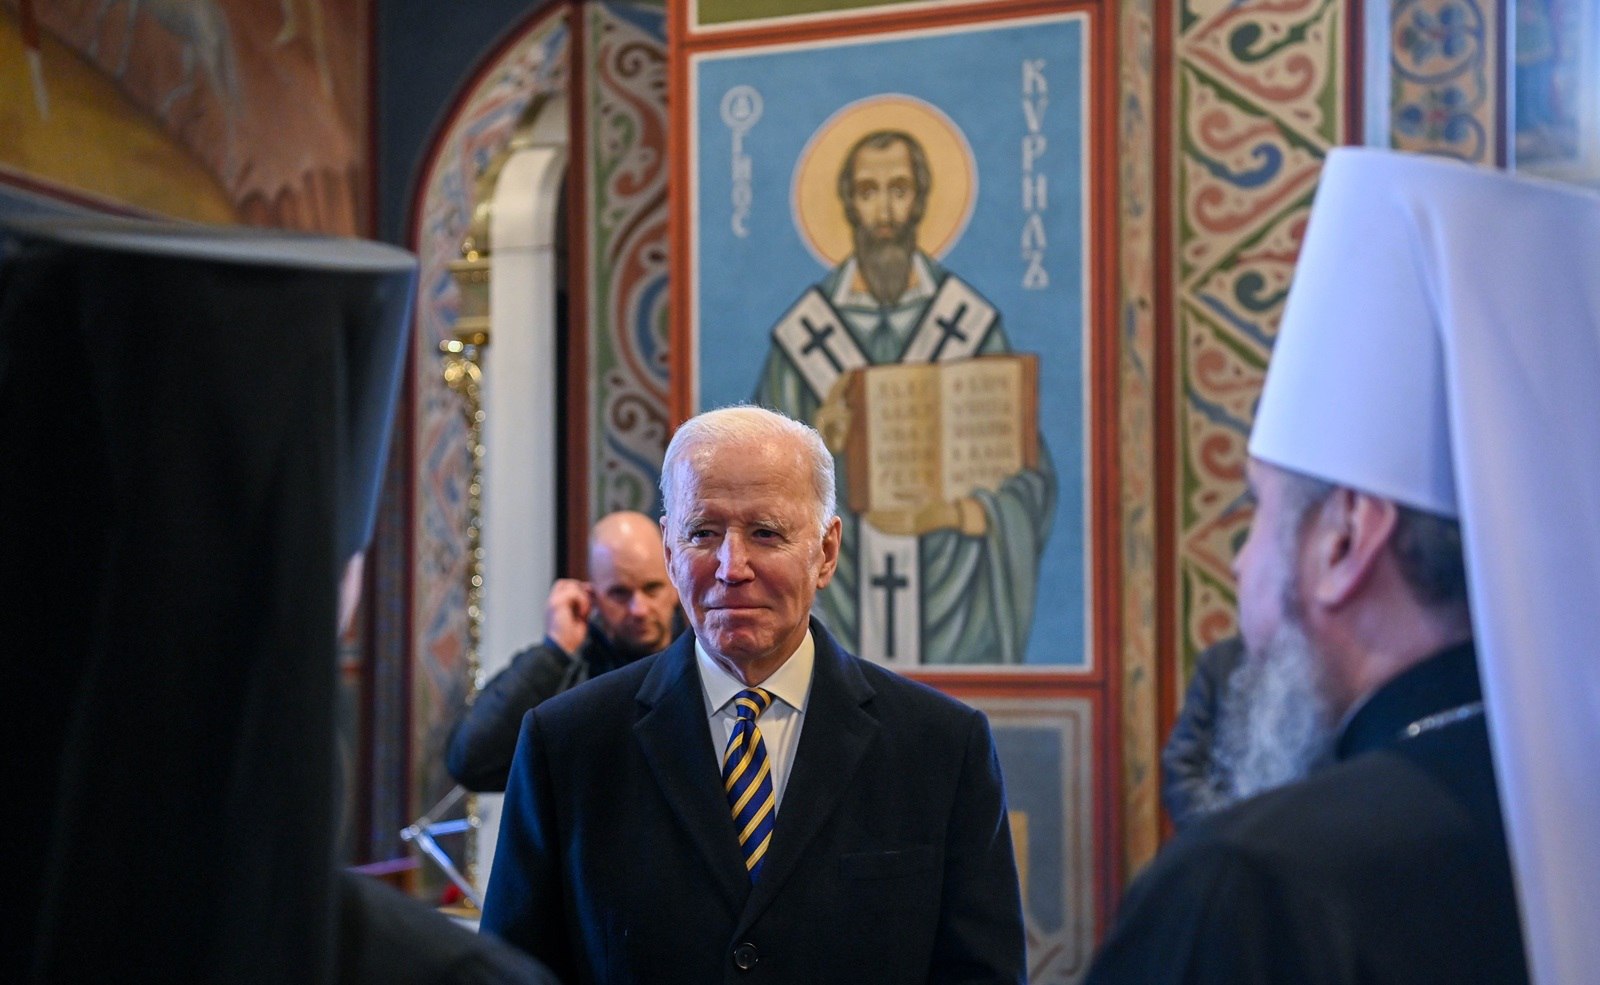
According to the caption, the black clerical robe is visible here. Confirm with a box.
[1086,643,1528,985]
[2,215,554,985]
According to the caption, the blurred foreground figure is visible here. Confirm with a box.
[1088,150,1600,985]
[0,214,556,984]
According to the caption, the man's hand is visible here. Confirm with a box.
[544,578,593,655]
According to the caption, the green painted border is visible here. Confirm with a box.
[1172,0,1349,678]
[695,0,969,29]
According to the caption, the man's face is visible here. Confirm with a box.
[662,437,841,679]
[847,141,919,241]
[590,539,677,657]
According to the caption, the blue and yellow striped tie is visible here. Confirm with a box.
[722,688,776,879]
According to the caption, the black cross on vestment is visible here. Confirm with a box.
[927,302,971,361]
[870,553,911,659]
[800,316,844,373]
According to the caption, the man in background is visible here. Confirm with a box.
[1158,635,1246,829]
[446,509,682,792]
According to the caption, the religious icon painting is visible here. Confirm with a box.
[2,0,372,233]
[684,11,1097,669]
[1511,0,1600,185]
[968,693,1098,984]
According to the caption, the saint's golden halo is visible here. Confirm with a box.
[791,94,977,268]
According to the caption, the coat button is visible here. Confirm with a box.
[732,942,759,970]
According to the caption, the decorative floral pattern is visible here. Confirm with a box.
[1397,0,1477,64]
[404,3,670,825]
[409,14,571,819]
[585,2,671,523]
[1390,0,1497,162]
[1173,0,1348,686]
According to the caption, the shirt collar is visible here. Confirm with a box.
[696,630,816,718]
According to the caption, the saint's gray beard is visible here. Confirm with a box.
[1214,618,1336,804]
[855,225,917,307]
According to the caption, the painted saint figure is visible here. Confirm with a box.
[755,128,1056,664]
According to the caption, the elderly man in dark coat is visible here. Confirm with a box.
[482,405,1025,984]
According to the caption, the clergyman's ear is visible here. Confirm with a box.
[1307,489,1397,609]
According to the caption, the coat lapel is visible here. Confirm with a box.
[633,635,750,911]
[736,621,878,933]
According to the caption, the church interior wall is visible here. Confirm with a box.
[1160,0,1505,773]
[2,0,374,230]
[397,4,572,889]
[374,0,560,243]
[389,0,671,892]
[4,0,1553,967]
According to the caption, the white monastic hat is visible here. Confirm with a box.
[1249,147,1600,985]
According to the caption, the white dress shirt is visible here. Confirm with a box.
[696,631,815,814]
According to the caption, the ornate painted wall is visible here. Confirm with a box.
[1169,0,1351,683]
[406,0,671,836]
[1388,0,1503,161]
[582,1,672,523]
[3,0,370,230]
[409,10,572,827]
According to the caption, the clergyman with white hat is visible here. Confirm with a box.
[1085,148,1600,985]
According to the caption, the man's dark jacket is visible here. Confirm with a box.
[1160,635,1246,828]
[446,626,644,792]
[480,619,1026,984]
[1087,643,1528,985]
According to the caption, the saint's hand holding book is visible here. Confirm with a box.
[815,354,1040,537]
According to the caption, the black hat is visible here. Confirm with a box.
[1,213,414,983]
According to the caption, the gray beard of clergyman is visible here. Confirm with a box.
[1213,614,1336,804]
[853,219,919,308]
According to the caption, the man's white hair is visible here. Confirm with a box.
[659,405,836,532]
